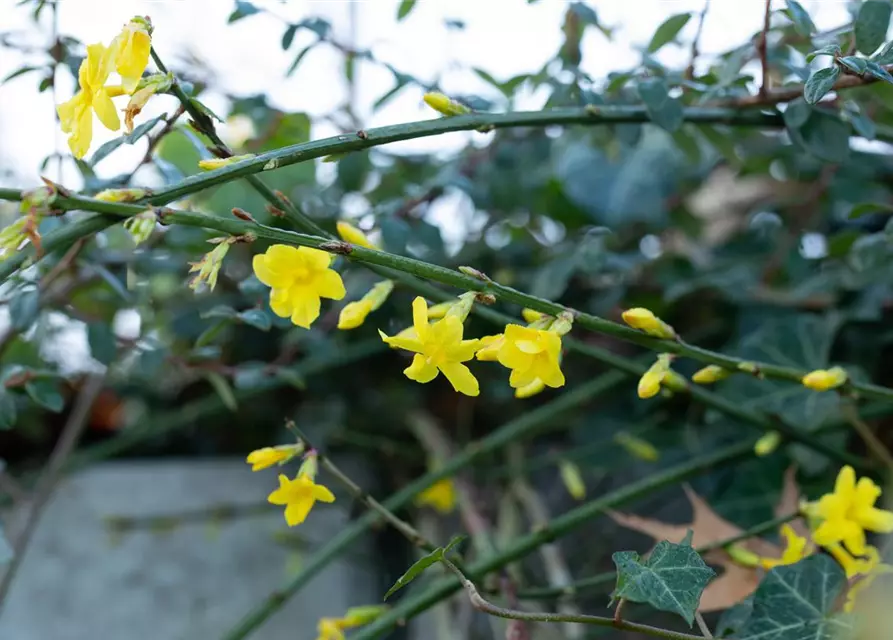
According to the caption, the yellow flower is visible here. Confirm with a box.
[245,445,301,471]
[415,478,457,514]
[253,244,346,329]
[267,473,335,527]
[811,465,893,555]
[337,280,394,330]
[801,366,848,391]
[495,324,565,390]
[379,297,481,396]
[692,365,730,385]
[336,221,376,249]
[637,355,671,399]
[189,238,234,292]
[826,544,893,612]
[621,307,676,339]
[423,92,470,116]
[515,378,546,399]
[123,210,156,245]
[317,618,345,640]
[111,16,152,93]
[475,334,504,361]
[759,524,811,569]
[198,154,256,170]
[57,43,125,158]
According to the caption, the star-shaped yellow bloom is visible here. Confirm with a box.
[267,473,335,527]
[379,297,481,396]
[811,465,893,555]
[496,324,565,391]
[759,524,811,569]
[253,244,346,329]
[57,43,125,158]
[245,445,300,471]
[111,17,152,93]
[414,478,457,514]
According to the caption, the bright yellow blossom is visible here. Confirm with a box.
[57,43,125,158]
[692,365,730,385]
[379,297,481,396]
[198,154,256,170]
[621,307,676,339]
[475,334,504,361]
[759,524,811,569]
[245,445,302,471]
[317,618,345,640]
[253,244,346,329]
[267,473,335,527]
[337,280,394,330]
[811,465,893,555]
[801,366,848,392]
[111,17,152,92]
[496,324,565,391]
[414,478,457,514]
[336,221,376,249]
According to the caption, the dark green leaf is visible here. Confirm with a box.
[286,44,315,77]
[872,40,893,64]
[647,13,691,53]
[239,309,272,331]
[715,598,752,637]
[844,103,877,139]
[89,113,167,166]
[25,379,64,413]
[87,323,118,365]
[202,305,238,320]
[806,44,841,62]
[281,24,298,50]
[785,0,816,36]
[297,17,331,38]
[856,1,892,54]
[372,81,408,111]
[698,125,739,162]
[803,66,840,104]
[611,532,714,625]
[227,0,260,23]
[837,56,868,75]
[397,0,417,20]
[189,98,224,123]
[206,372,238,412]
[848,202,893,219]
[866,60,893,83]
[336,151,370,193]
[2,65,41,84]
[0,522,11,564]
[739,555,851,640]
[380,216,412,254]
[10,287,40,331]
[789,111,850,163]
[384,536,464,600]
[637,77,684,132]
[0,390,16,430]
[783,98,811,128]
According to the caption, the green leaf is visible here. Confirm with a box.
[837,56,868,75]
[25,379,64,413]
[866,60,893,83]
[803,66,840,104]
[872,40,893,64]
[238,308,272,331]
[848,202,893,219]
[739,555,851,640]
[610,532,715,626]
[397,0,417,20]
[784,0,816,36]
[206,372,238,412]
[286,43,315,77]
[227,0,260,23]
[281,24,298,50]
[789,110,850,163]
[2,65,41,84]
[637,77,684,132]
[87,323,118,365]
[384,536,464,600]
[10,287,40,331]
[0,390,16,430]
[856,1,892,55]
[806,44,841,62]
[715,598,753,637]
[0,522,11,564]
[90,113,167,166]
[647,13,691,53]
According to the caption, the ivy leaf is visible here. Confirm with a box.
[872,40,893,65]
[738,555,851,640]
[397,0,417,20]
[806,44,841,62]
[803,66,840,104]
[784,0,816,36]
[866,60,893,84]
[384,535,464,600]
[637,77,684,132]
[610,531,715,626]
[715,597,753,637]
[647,13,691,53]
[837,56,868,75]
[855,1,892,55]
[25,379,64,413]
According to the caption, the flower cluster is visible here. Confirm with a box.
[246,444,336,527]
[57,17,153,158]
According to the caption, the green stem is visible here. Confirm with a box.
[515,511,799,600]
[220,375,621,640]
[351,440,755,640]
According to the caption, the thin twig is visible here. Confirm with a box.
[121,105,186,185]
[842,401,893,471]
[439,557,704,640]
[694,612,713,638]
[686,0,710,80]
[757,0,772,97]
[0,375,105,614]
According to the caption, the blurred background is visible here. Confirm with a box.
[2,0,893,638]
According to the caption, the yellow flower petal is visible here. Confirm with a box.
[289,290,321,329]
[439,362,480,396]
[405,354,439,383]
[411,296,429,341]
[314,269,346,300]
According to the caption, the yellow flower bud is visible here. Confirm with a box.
[559,459,586,500]
[515,378,546,399]
[94,188,148,202]
[621,307,676,339]
[661,369,688,393]
[198,153,256,170]
[338,300,373,330]
[423,92,471,117]
[802,366,848,391]
[549,311,575,337]
[123,209,156,245]
[341,605,389,628]
[727,543,762,568]
[445,291,476,323]
[188,238,235,292]
[738,361,759,375]
[245,444,303,471]
[692,365,730,385]
[336,221,376,249]
[476,334,505,361]
[522,308,545,323]
[614,431,660,462]
[637,354,671,399]
[754,431,782,457]
[124,72,173,133]
[426,301,454,319]
[297,452,318,480]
